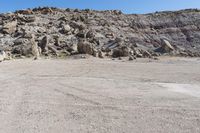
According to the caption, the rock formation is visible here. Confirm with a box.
[0,7,200,60]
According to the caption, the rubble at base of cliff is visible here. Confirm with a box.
[0,7,200,61]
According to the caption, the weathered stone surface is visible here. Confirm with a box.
[0,8,200,59]
[161,39,174,52]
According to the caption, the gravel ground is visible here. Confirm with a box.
[0,57,200,133]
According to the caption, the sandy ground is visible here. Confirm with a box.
[0,57,200,133]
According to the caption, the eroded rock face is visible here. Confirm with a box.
[0,7,200,59]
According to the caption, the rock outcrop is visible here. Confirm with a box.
[0,7,200,59]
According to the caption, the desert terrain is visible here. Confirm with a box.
[0,57,199,133]
[0,7,200,132]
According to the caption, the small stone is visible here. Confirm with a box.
[62,25,71,33]
[118,57,122,60]
[129,56,135,61]
[142,50,152,58]
[153,57,159,60]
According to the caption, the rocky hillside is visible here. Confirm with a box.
[0,7,200,60]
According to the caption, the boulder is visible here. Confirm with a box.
[48,45,58,56]
[77,30,87,38]
[161,39,174,52]
[98,50,104,58]
[58,16,68,22]
[133,49,143,58]
[0,50,6,62]
[21,16,36,23]
[77,40,96,56]
[12,38,31,56]
[105,33,115,38]
[142,50,152,58]
[61,24,71,34]
[39,35,49,53]
[15,9,34,15]
[155,39,174,53]
[112,46,129,58]
[54,36,61,47]
[13,38,29,46]
[31,34,40,60]
[129,55,136,61]
[12,44,32,56]
[2,21,17,34]
[70,21,86,31]
[86,30,96,38]
[67,44,78,54]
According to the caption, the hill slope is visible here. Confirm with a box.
[0,7,200,59]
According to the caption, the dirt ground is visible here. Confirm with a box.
[0,57,200,133]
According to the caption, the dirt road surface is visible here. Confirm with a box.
[0,57,200,133]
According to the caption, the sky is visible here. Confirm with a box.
[0,0,200,14]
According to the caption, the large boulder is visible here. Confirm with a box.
[112,46,129,58]
[161,39,174,52]
[12,38,32,56]
[155,39,174,53]
[12,44,32,56]
[77,40,96,56]
[2,21,17,34]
